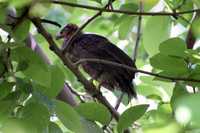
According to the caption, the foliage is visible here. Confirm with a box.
[0,0,200,133]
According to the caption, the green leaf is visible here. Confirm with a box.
[150,53,188,74]
[176,0,193,27]
[13,19,31,42]
[143,16,171,56]
[170,83,188,109]
[54,100,84,133]
[0,81,13,100]
[0,101,13,122]
[49,65,65,98]
[48,122,63,133]
[184,49,200,64]
[11,46,51,88]
[159,38,187,57]
[0,57,4,74]
[1,118,36,133]
[118,15,135,39]
[75,102,111,125]
[193,0,200,7]
[81,118,103,133]
[120,3,138,11]
[0,3,7,24]
[21,102,50,132]
[129,0,159,11]
[118,3,138,39]
[9,0,32,8]
[174,94,200,126]
[117,104,149,133]
[192,17,200,38]
[89,0,102,4]
[137,84,163,98]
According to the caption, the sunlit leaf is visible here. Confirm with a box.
[170,83,188,109]
[143,16,171,56]
[174,94,200,126]
[192,17,200,38]
[117,104,149,133]
[89,0,102,4]
[159,38,187,57]
[118,16,135,39]
[75,102,111,125]
[193,0,200,7]
[132,0,159,11]
[9,0,32,8]
[54,100,84,133]
[120,3,138,11]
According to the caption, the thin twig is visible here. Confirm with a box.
[132,0,143,63]
[50,0,200,17]
[30,17,120,121]
[40,19,61,27]
[62,0,115,54]
[115,93,124,110]
[175,0,186,10]
[74,58,200,83]
[186,12,200,49]
[65,82,85,103]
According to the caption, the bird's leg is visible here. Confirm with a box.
[88,78,101,99]
[128,94,133,106]
[88,78,93,84]
[115,92,124,110]
[97,82,103,90]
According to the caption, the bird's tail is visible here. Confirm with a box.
[126,82,137,101]
[119,79,137,101]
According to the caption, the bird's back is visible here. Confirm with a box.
[70,34,136,97]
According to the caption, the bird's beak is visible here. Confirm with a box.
[56,32,63,40]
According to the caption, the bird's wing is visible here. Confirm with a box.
[74,34,135,79]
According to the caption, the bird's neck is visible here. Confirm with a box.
[62,31,83,50]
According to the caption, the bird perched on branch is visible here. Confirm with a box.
[56,23,137,99]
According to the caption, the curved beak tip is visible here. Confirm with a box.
[56,33,62,40]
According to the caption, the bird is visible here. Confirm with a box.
[56,23,137,99]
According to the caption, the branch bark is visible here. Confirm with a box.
[74,58,200,83]
[51,0,199,16]
[132,0,143,62]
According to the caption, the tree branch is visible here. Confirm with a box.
[132,0,143,63]
[50,0,200,16]
[30,17,120,121]
[74,58,200,83]
[40,18,61,27]
[186,12,200,49]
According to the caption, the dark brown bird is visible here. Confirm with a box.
[56,24,137,98]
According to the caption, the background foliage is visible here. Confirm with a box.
[0,0,200,132]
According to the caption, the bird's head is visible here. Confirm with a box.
[56,23,79,40]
